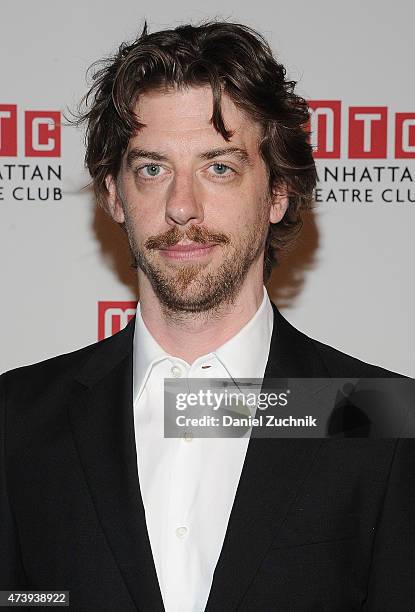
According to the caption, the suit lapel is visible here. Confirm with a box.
[68,322,164,612]
[67,303,330,612]
[205,304,329,611]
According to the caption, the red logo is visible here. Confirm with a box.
[395,113,415,158]
[98,301,137,340]
[25,111,61,157]
[0,105,61,157]
[308,100,341,158]
[0,104,17,156]
[309,101,415,159]
[348,106,387,158]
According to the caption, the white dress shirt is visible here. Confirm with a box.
[132,288,274,612]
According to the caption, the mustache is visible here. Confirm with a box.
[144,225,230,250]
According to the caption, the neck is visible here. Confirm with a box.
[138,269,265,364]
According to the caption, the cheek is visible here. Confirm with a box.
[228,192,269,228]
[122,171,164,206]
[121,205,155,249]
[121,188,167,236]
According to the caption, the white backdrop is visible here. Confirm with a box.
[1,0,414,376]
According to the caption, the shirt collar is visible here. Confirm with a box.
[133,287,274,402]
[212,287,273,381]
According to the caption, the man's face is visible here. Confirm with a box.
[106,86,287,313]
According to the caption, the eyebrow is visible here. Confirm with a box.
[126,146,252,168]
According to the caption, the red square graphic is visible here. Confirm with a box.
[98,301,137,340]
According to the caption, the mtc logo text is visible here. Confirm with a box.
[98,301,137,340]
[0,105,61,157]
[309,101,415,159]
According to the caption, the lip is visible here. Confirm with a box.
[159,243,217,260]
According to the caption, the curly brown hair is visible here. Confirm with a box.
[76,20,317,280]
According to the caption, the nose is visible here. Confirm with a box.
[165,172,204,227]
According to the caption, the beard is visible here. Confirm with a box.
[123,198,270,314]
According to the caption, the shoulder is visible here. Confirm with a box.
[309,336,402,378]
[0,317,135,402]
[270,302,403,378]
[1,340,99,403]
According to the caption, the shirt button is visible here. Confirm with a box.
[175,526,188,539]
[171,365,183,378]
[183,431,193,442]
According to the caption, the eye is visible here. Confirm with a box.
[208,162,235,177]
[136,164,165,178]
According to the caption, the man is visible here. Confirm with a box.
[1,21,414,612]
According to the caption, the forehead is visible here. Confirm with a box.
[130,85,261,150]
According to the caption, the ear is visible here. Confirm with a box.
[269,183,289,224]
[105,175,125,223]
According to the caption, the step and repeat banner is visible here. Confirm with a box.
[1,1,414,376]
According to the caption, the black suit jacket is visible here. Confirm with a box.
[1,303,414,611]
